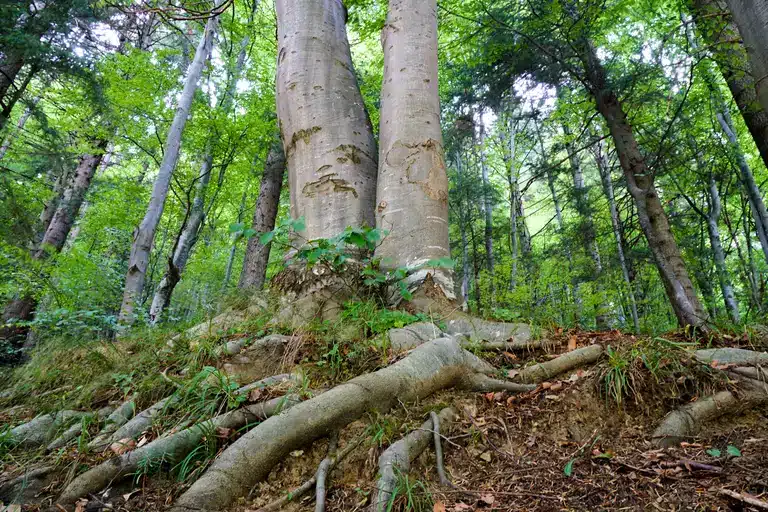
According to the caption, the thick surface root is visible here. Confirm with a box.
[515,344,604,384]
[9,410,85,448]
[374,407,457,512]
[46,406,113,451]
[388,321,541,352]
[694,348,768,365]
[87,397,137,451]
[169,337,492,512]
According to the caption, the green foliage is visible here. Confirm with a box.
[386,467,434,512]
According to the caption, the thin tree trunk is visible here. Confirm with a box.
[0,56,24,121]
[118,14,218,326]
[706,176,740,323]
[1,141,107,346]
[692,0,768,170]
[375,0,454,300]
[0,95,38,162]
[454,152,470,307]
[725,0,768,114]
[275,0,377,243]
[0,63,35,132]
[715,110,768,264]
[579,40,707,329]
[224,190,247,288]
[593,137,640,332]
[37,168,72,248]
[478,121,495,303]
[239,144,286,290]
[741,193,763,310]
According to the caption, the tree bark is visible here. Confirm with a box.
[374,0,455,300]
[0,56,24,122]
[478,121,495,303]
[725,0,768,115]
[706,176,740,323]
[275,0,377,243]
[715,110,768,264]
[223,190,247,288]
[239,144,286,290]
[579,40,707,329]
[691,0,768,170]
[593,137,640,332]
[118,14,218,326]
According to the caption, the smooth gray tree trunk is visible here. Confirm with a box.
[706,176,740,323]
[375,0,454,300]
[726,0,768,114]
[239,144,286,290]
[118,14,218,326]
[593,137,640,332]
[275,0,377,243]
[224,190,247,288]
[478,121,495,303]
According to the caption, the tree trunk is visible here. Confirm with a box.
[118,14,218,326]
[593,137,640,332]
[239,144,286,290]
[224,190,247,288]
[1,142,107,347]
[692,0,768,170]
[275,0,377,242]
[706,176,740,323]
[715,110,768,264]
[374,0,454,300]
[725,0,768,115]
[0,95,38,163]
[0,56,24,120]
[478,121,495,303]
[579,40,707,329]
[0,63,35,132]
[563,123,608,329]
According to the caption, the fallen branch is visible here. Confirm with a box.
[373,408,457,512]
[314,431,338,512]
[254,433,366,512]
[515,344,604,384]
[58,393,304,506]
[718,488,768,510]
[169,338,491,512]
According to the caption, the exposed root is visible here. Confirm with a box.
[695,348,768,366]
[87,397,136,450]
[91,395,176,452]
[314,431,338,512]
[373,407,457,512]
[719,488,768,510]
[169,337,492,512]
[730,366,767,380]
[429,411,451,487]
[0,465,54,504]
[442,317,532,344]
[515,344,604,384]
[254,433,367,512]
[46,406,113,451]
[459,374,536,393]
[57,393,303,506]
[235,373,298,395]
[9,410,86,448]
[388,321,541,352]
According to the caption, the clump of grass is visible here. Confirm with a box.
[387,467,433,512]
[597,336,723,408]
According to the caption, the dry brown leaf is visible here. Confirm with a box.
[480,493,495,505]
[248,388,263,402]
[550,381,563,392]
[541,381,552,389]
[110,438,136,455]
[452,503,473,511]
[479,451,492,462]
[568,335,577,351]
[433,500,447,512]
[216,427,232,438]
[75,499,88,512]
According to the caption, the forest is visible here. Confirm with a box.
[1,0,768,510]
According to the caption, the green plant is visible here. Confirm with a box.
[386,467,433,512]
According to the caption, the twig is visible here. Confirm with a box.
[315,431,339,512]
[255,433,365,512]
[718,488,768,510]
[430,411,452,487]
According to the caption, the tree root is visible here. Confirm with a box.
[514,344,604,384]
[254,433,366,512]
[169,337,492,512]
[442,317,532,344]
[719,488,768,510]
[430,411,451,487]
[46,406,113,451]
[9,410,86,448]
[373,407,457,512]
[87,397,136,451]
[459,374,537,393]
[91,396,176,452]
[58,393,304,506]
[388,321,541,352]
[695,348,768,366]
[314,431,338,512]
[0,465,54,504]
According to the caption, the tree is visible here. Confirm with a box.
[725,0,768,114]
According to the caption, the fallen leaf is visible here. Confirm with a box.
[545,394,560,400]
[550,381,563,392]
[452,503,473,511]
[479,451,492,462]
[480,493,495,505]
[248,388,263,402]
[110,438,137,455]
[216,427,232,438]
[433,500,447,512]
[75,499,88,512]
[137,435,149,448]
[484,392,495,402]
[541,381,552,389]
[568,335,577,351]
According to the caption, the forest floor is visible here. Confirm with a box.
[1,311,767,512]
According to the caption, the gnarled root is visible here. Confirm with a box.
[58,393,304,506]
[169,337,492,512]
[90,395,176,452]
[314,431,338,512]
[695,348,768,366]
[515,344,604,384]
[46,406,113,451]
[373,407,457,512]
[87,397,137,451]
[9,410,86,448]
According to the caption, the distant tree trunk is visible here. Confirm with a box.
[1,142,107,346]
[454,152,470,307]
[0,63,35,132]
[692,0,768,170]
[275,0,377,243]
[593,137,640,332]
[705,176,740,323]
[563,123,608,329]
[239,144,286,290]
[477,121,495,303]
[118,14,218,326]
[715,110,768,264]
[579,40,707,329]
[740,197,764,311]
[0,56,24,121]
[224,190,247,288]
[37,168,73,248]
[0,95,38,162]
[725,0,768,114]
[375,0,454,301]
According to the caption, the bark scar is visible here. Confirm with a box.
[302,173,358,198]
[384,139,448,203]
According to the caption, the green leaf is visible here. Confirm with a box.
[726,445,741,457]
[564,459,575,477]
[292,217,306,232]
[706,448,721,457]
[229,223,245,233]
[259,231,275,245]
[346,232,367,248]
[243,228,257,239]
